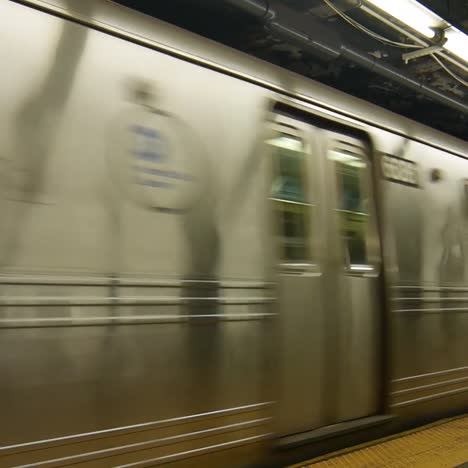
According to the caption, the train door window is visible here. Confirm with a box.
[329,147,370,270]
[267,131,313,265]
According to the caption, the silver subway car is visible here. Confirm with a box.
[0,1,467,467]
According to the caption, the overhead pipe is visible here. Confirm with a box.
[225,0,468,115]
[226,0,272,18]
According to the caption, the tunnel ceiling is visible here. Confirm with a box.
[113,0,468,141]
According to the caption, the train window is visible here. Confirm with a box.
[329,149,369,268]
[267,133,312,264]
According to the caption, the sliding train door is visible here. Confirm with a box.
[269,112,381,438]
[324,131,381,423]
[268,114,325,435]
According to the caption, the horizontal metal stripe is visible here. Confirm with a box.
[271,197,311,207]
[393,366,468,384]
[117,433,272,468]
[392,375,468,397]
[392,286,468,292]
[393,308,468,314]
[0,296,274,307]
[0,312,277,328]
[0,276,272,289]
[0,277,132,287]
[393,297,468,303]
[391,385,468,408]
[222,281,273,289]
[15,418,271,467]
[0,402,273,454]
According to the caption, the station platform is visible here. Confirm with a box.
[291,414,468,467]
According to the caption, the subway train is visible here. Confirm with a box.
[1,1,468,467]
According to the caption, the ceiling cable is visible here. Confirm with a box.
[323,0,467,88]
[322,0,422,48]
[431,54,468,87]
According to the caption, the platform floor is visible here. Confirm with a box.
[292,414,468,467]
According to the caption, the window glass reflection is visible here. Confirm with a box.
[330,150,369,267]
[268,134,312,263]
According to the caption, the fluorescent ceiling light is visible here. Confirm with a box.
[364,0,468,64]
[365,0,445,38]
[444,26,468,63]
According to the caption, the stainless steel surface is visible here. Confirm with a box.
[3,402,272,465]
[0,275,272,288]
[394,366,468,384]
[323,132,380,423]
[115,433,273,468]
[271,115,326,435]
[0,314,276,328]
[0,3,274,465]
[393,376,468,397]
[12,419,271,467]
[0,0,468,466]
[392,386,468,408]
[273,115,381,435]
[386,139,468,418]
[0,298,273,306]
[394,308,468,314]
[391,366,468,410]
[0,402,272,453]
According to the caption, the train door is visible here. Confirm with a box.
[269,113,381,438]
[268,114,326,435]
[324,131,381,423]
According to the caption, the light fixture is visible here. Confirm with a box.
[364,0,445,39]
[364,0,468,65]
[444,26,468,64]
